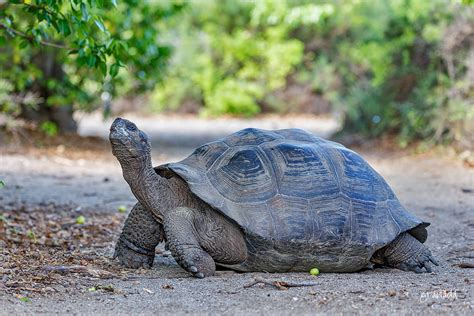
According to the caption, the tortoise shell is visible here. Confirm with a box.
[157,128,427,271]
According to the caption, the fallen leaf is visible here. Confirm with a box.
[101,284,114,291]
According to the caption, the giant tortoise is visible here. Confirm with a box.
[109,118,437,278]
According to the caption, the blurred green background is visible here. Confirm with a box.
[0,0,472,147]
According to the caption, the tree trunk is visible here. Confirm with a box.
[20,49,77,133]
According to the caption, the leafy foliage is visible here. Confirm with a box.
[0,0,181,118]
[152,0,473,145]
[0,0,472,145]
[307,0,473,145]
[39,120,59,136]
[150,0,306,116]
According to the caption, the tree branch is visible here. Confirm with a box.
[0,22,69,49]
[21,1,68,22]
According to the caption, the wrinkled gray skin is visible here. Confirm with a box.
[109,118,438,278]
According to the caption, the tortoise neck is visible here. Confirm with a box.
[120,156,169,221]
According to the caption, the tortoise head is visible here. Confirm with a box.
[109,118,151,162]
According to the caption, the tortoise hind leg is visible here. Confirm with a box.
[163,207,247,278]
[372,232,439,273]
[114,203,164,268]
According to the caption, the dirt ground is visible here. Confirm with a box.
[0,114,473,314]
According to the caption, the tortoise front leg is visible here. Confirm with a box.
[114,203,164,268]
[163,207,247,278]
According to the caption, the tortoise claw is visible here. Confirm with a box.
[423,261,433,273]
[399,252,437,273]
[429,256,440,266]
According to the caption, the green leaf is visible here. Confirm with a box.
[19,297,30,303]
[86,54,97,67]
[111,0,118,8]
[19,40,29,49]
[105,38,114,48]
[26,230,36,241]
[58,19,71,36]
[94,19,106,32]
[109,63,120,77]
[81,3,89,21]
[4,17,12,27]
[98,60,107,77]
[40,121,58,137]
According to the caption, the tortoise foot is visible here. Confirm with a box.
[169,243,216,278]
[394,249,439,273]
[376,232,439,273]
[114,236,155,269]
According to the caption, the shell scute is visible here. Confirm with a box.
[163,128,426,249]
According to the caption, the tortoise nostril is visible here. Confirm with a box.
[111,117,125,131]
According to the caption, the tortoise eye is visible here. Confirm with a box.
[126,122,137,131]
[139,131,148,142]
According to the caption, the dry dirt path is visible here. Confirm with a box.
[0,114,472,314]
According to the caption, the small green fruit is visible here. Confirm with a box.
[26,230,36,241]
[309,267,320,276]
[118,205,127,213]
[76,215,85,225]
